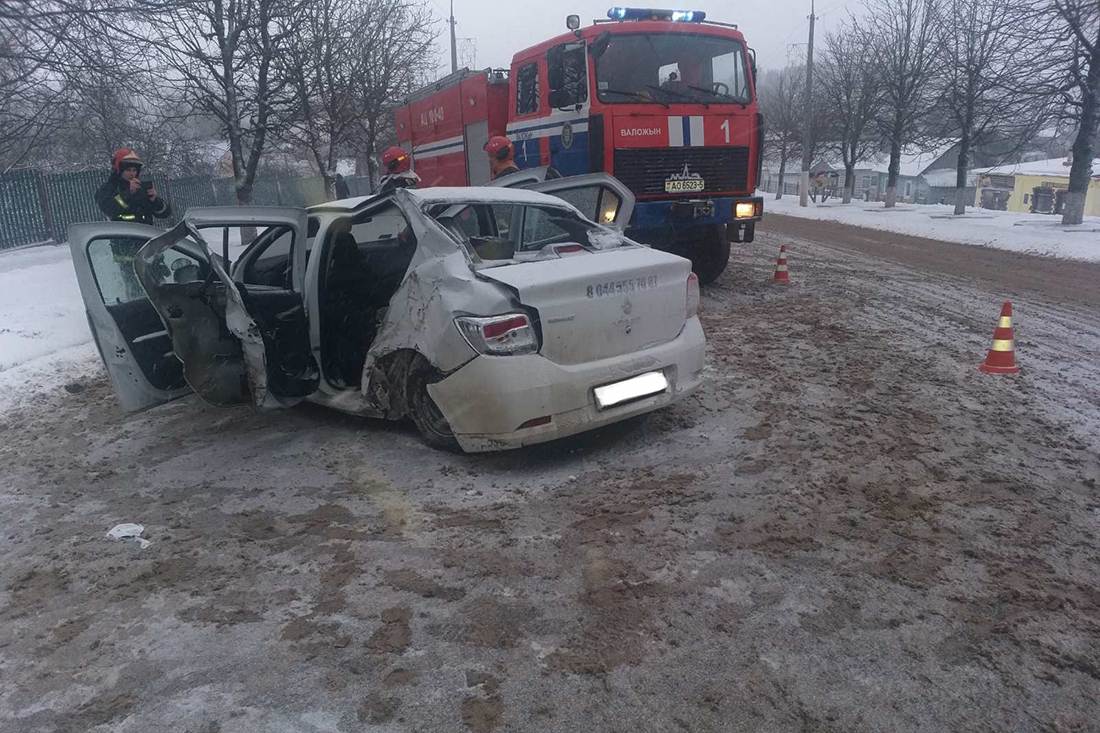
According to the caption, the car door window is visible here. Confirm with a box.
[519,205,597,251]
[88,237,205,304]
[548,186,600,221]
[239,226,294,288]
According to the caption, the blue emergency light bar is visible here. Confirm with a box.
[607,7,707,22]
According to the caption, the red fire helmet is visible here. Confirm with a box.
[483,136,514,162]
[380,146,411,174]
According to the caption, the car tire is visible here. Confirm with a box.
[406,359,462,452]
[687,225,731,285]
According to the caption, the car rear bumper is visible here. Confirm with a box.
[428,317,706,452]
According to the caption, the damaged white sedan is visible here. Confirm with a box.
[69,174,705,452]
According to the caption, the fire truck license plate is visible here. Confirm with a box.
[665,177,705,193]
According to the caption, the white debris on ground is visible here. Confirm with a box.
[759,190,1100,262]
[0,245,98,410]
[106,523,152,548]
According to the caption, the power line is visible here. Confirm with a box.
[757,19,809,70]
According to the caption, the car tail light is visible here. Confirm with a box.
[455,313,538,356]
[686,272,700,318]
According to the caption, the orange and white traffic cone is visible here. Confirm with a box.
[978,301,1020,374]
[772,245,791,284]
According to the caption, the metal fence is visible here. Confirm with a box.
[0,170,375,250]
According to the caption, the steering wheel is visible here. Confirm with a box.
[713,82,730,96]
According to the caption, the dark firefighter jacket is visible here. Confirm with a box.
[95,173,173,224]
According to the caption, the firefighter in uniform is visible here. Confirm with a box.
[94,148,173,300]
[378,146,420,193]
[484,135,562,181]
[96,148,172,224]
[485,136,521,180]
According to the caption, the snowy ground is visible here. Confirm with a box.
[0,245,98,410]
[0,232,250,412]
[2,223,1099,732]
[759,190,1100,262]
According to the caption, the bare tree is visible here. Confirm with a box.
[758,66,805,200]
[932,0,1053,215]
[136,0,305,211]
[866,0,939,207]
[818,20,882,203]
[347,0,437,190]
[281,0,436,197]
[1042,0,1100,225]
[0,1,78,171]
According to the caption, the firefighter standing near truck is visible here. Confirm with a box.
[95,148,173,300]
[484,136,562,181]
[378,146,421,193]
[484,136,521,180]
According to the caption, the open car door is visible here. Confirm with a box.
[134,207,319,409]
[68,222,197,412]
[523,173,635,229]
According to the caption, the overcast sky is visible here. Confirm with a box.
[429,0,861,79]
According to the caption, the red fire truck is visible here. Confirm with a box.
[394,7,764,283]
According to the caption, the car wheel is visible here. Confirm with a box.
[687,225,730,285]
[407,360,462,452]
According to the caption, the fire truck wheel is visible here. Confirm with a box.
[687,226,731,285]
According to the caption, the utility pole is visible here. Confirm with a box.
[449,0,459,73]
[798,0,816,207]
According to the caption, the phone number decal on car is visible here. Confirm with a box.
[587,276,659,298]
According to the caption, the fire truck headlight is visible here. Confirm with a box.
[735,202,755,219]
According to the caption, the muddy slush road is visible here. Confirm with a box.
[3,214,1099,733]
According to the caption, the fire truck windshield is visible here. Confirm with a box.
[593,32,751,106]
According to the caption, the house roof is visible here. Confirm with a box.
[981,157,1100,178]
[854,143,957,178]
[923,168,978,188]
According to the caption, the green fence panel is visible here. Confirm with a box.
[162,175,216,224]
[44,170,111,243]
[1,171,349,250]
[278,176,329,207]
[212,178,236,206]
[0,170,50,250]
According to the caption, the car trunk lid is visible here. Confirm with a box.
[477,246,691,365]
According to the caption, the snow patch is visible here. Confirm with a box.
[0,245,101,410]
[759,192,1100,262]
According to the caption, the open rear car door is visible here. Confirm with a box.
[522,173,635,228]
[68,222,197,412]
[134,207,318,409]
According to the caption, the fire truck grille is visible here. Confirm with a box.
[613,147,751,197]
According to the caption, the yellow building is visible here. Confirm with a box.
[979,157,1100,216]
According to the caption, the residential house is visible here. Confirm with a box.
[839,145,956,203]
[977,157,1100,215]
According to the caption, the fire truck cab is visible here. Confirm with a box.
[395,7,764,283]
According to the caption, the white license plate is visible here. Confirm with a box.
[665,178,705,193]
[594,371,669,410]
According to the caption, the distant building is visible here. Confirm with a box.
[838,146,954,203]
[977,157,1100,215]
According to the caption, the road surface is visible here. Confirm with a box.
[2,216,1098,732]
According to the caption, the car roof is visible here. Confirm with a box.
[307,185,574,215]
[405,186,575,207]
